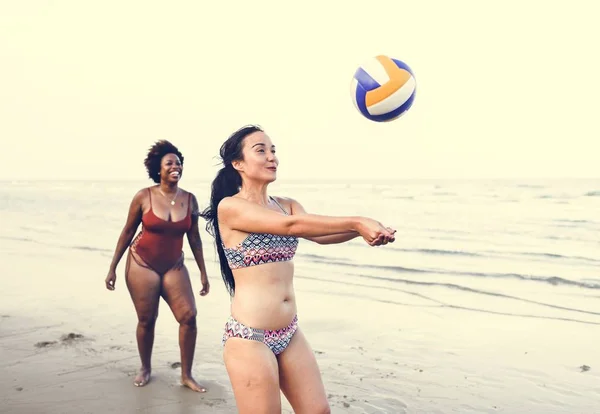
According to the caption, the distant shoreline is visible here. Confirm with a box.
[2,177,600,183]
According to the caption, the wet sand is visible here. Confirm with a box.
[1,241,599,413]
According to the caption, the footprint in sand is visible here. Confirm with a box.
[60,333,85,343]
[35,340,57,348]
[327,393,357,410]
[170,362,182,369]
[204,398,228,407]
[34,333,86,349]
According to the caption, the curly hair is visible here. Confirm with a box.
[143,140,184,183]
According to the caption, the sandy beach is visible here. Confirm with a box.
[1,247,417,413]
[2,179,600,413]
[2,242,599,413]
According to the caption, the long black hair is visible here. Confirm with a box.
[200,125,264,296]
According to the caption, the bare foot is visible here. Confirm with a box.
[134,368,151,387]
[181,376,207,393]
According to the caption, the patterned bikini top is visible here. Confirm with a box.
[222,197,299,270]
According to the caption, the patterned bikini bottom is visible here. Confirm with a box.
[222,314,299,356]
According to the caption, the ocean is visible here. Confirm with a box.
[1,178,599,413]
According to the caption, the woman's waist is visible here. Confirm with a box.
[230,289,297,330]
[225,313,298,337]
[132,231,184,251]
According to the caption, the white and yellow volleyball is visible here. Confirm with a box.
[350,55,416,122]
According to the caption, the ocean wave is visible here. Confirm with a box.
[456,271,600,290]
[298,253,600,290]
[535,194,578,200]
[0,235,112,254]
[458,248,599,264]
[515,251,600,263]
[544,235,598,243]
[516,184,546,189]
[396,248,482,257]
[382,246,598,263]
[298,275,600,325]
[300,253,427,273]
[70,245,112,253]
[554,219,593,224]
[0,236,36,243]
[302,274,600,315]
[550,220,597,230]
[20,226,56,234]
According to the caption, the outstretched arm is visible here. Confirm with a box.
[288,198,359,245]
[218,196,394,246]
[186,193,210,296]
[219,196,360,238]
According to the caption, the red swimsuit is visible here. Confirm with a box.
[130,188,192,275]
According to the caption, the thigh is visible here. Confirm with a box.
[125,251,162,320]
[223,337,281,414]
[278,328,330,414]
[161,264,196,322]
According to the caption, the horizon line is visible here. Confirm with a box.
[1,177,599,182]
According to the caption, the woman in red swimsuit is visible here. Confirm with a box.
[200,125,396,413]
[105,140,210,392]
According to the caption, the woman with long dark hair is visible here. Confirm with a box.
[200,125,395,413]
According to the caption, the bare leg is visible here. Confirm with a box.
[278,328,331,414]
[125,252,161,387]
[162,263,206,392]
[224,338,282,413]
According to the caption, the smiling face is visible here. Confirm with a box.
[232,131,278,184]
[160,153,183,184]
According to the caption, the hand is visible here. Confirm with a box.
[199,275,210,296]
[105,270,117,291]
[372,227,396,246]
[356,218,396,246]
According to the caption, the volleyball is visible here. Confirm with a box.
[350,55,416,122]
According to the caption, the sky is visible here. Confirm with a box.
[1,0,598,181]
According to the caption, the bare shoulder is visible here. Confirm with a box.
[132,187,150,203]
[180,188,197,202]
[127,187,151,214]
[218,195,292,218]
[217,196,246,215]
[217,197,242,222]
[271,196,305,215]
[216,197,252,229]
[217,195,301,236]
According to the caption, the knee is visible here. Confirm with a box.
[138,313,157,328]
[313,401,331,414]
[299,401,330,414]
[178,308,197,327]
